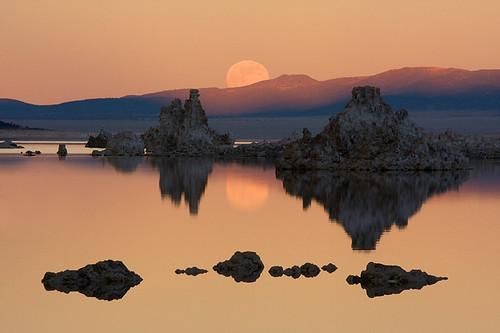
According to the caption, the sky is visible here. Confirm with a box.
[1,0,500,104]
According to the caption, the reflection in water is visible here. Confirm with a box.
[104,156,144,173]
[151,158,213,215]
[276,170,469,250]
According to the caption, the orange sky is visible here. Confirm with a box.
[1,0,500,104]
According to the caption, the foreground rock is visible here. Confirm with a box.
[175,267,208,276]
[41,260,142,301]
[57,144,67,156]
[142,89,232,156]
[347,262,447,298]
[213,251,264,283]
[0,139,23,149]
[277,86,468,170]
[86,129,111,148]
[435,130,500,160]
[322,263,338,273]
[105,131,144,156]
[268,266,284,277]
[277,169,469,250]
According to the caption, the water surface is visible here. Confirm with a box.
[0,154,499,332]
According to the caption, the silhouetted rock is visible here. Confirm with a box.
[300,263,321,278]
[0,139,23,149]
[24,150,36,156]
[277,86,468,170]
[57,144,67,156]
[276,169,469,250]
[347,262,448,298]
[86,129,111,148]
[152,157,213,215]
[322,263,338,273]
[105,131,144,156]
[213,251,264,283]
[175,267,208,276]
[143,89,232,156]
[283,265,302,279]
[41,260,142,301]
[35,150,41,155]
[268,266,284,277]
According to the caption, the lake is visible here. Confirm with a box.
[0,151,499,332]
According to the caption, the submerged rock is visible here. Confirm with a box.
[213,251,264,283]
[277,86,468,170]
[322,263,338,273]
[86,129,111,148]
[105,131,144,156]
[175,267,208,276]
[347,262,448,298]
[143,89,232,156]
[41,260,142,301]
[268,266,284,277]
[57,144,67,156]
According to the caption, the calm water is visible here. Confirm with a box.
[0,150,499,332]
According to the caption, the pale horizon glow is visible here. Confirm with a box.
[1,0,500,104]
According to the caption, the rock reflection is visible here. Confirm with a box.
[104,156,143,173]
[151,158,213,215]
[276,170,469,250]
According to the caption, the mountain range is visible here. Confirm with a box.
[1,67,500,120]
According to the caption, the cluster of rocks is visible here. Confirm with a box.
[86,129,111,148]
[143,89,232,156]
[175,267,208,276]
[212,251,264,283]
[277,169,469,250]
[277,86,468,171]
[92,131,145,157]
[434,130,500,160]
[23,150,41,156]
[0,139,23,149]
[347,262,447,298]
[268,263,330,278]
[41,260,142,301]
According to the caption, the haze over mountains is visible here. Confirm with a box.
[1,67,499,120]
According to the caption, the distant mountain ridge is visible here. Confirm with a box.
[1,67,500,120]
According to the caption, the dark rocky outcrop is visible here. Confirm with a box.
[268,266,284,277]
[142,89,232,156]
[85,129,111,148]
[41,260,142,301]
[57,144,67,156]
[347,262,448,298]
[213,251,264,283]
[105,131,144,156]
[175,267,208,276]
[283,265,302,279]
[277,169,469,250]
[277,86,468,171]
[300,263,321,278]
[321,263,338,273]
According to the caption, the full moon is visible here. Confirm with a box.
[226,60,270,88]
